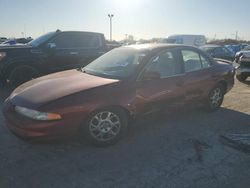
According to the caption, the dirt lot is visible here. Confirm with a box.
[0,79,250,188]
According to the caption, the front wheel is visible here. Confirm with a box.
[204,84,224,112]
[82,108,128,146]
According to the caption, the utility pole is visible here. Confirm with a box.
[108,14,114,41]
[235,31,238,41]
[23,24,26,38]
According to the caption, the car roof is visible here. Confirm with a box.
[123,43,197,51]
[58,31,104,36]
[201,44,222,48]
[167,34,205,38]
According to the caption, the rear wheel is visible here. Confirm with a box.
[236,74,247,82]
[9,65,39,88]
[204,84,224,112]
[82,108,128,146]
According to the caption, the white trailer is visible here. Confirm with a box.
[161,34,206,47]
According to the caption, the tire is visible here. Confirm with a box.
[236,74,247,82]
[8,65,39,88]
[204,84,224,112]
[82,108,128,146]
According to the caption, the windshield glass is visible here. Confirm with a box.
[28,32,56,47]
[84,48,147,79]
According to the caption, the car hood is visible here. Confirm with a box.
[9,70,119,109]
[0,43,31,50]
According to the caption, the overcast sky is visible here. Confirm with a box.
[0,0,249,40]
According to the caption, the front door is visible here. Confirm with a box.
[136,49,185,115]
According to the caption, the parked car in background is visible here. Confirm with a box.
[16,37,33,44]
[0,37,33,46]
[106,40,121,50]
[1,39,17,45]
[0,37,7,43]
[201,45,235,61]
[242,45,250,51]
[224,44,242,54]
[3,44,235,146]
[0,30,108,87]
[235,45,250,63]
[235,51,250,81]
[161,35,206,47]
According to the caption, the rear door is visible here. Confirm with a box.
[136,48,186,115]
[179,48,216,103]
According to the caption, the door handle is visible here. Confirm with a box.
[70,52,79,55]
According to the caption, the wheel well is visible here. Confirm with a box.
[218,80,228,94]
[90,105,134,123]
[4,62,39,79]
[103,105,133,121]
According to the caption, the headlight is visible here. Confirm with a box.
[0,52,6,61]
[15,106,62,121]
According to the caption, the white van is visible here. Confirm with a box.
[161,34,206,47]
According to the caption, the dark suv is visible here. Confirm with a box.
[0,30,107,87]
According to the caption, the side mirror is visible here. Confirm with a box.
[46,43,56,50]
[143,71,161,80]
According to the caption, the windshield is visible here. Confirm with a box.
[84,48,147,79]
[28,32,56,47]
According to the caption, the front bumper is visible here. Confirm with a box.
[2,99,85,140]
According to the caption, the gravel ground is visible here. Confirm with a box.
[0,79,250,188]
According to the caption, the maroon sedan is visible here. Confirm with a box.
[3,44,235,146]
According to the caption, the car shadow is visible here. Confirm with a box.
[130,106,250,133]
[7,106,250,149]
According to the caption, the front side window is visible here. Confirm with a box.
[51,33,100,49]
[182,50,211,72]
[146,51,180,78]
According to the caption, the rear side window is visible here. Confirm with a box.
[181,50,211,72]
[200,55,210,68]
[51,33,100,49]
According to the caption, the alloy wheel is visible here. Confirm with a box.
[89,111,121,142]
[210,87,223,108]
